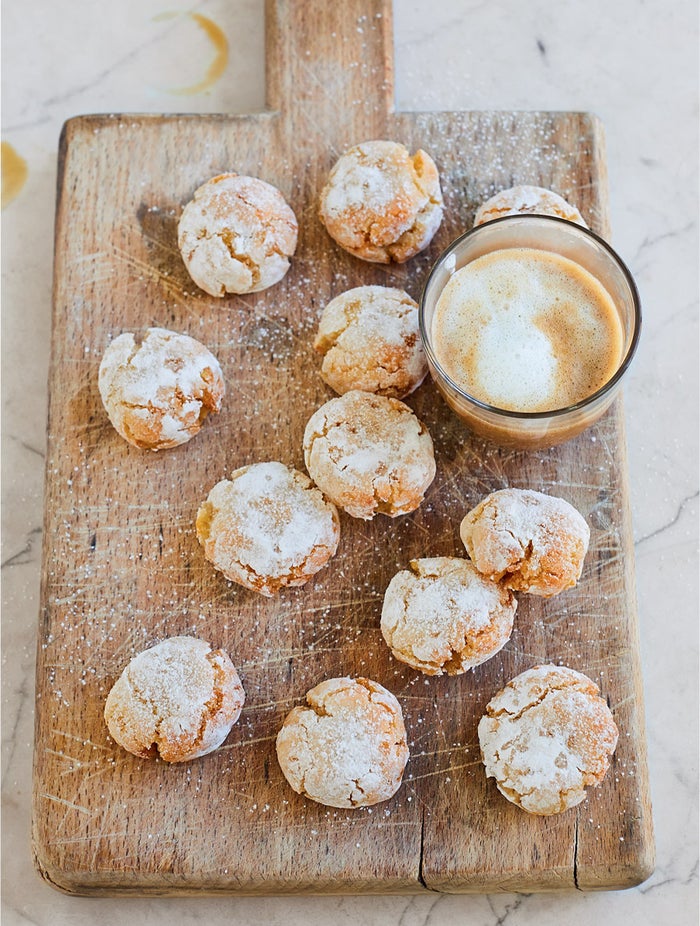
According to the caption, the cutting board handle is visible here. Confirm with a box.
[265,0,395,118]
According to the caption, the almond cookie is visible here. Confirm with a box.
[381,557,517,676]
[313,285,427,398]
[276,677,409,808]
[303,390,436,520]
[319,140,443,263]
[474,184,587,227]
[178,173,298,296]
[104,636,245,763]
[460,488,590,597]
[98,326,224,450]
[196,461,340,597]
[478,664,619,815]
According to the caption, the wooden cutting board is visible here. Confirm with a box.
[32,0,654,895]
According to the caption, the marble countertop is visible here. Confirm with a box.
[2,0,697,923]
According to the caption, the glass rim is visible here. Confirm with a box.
[418,214,643,421]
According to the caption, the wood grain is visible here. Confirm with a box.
[32,0,654,894]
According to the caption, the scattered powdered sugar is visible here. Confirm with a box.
[36,105,636,868]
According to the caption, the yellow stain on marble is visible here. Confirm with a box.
[2,142,28,209]
[153,11,229,95]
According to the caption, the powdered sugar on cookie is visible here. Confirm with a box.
[314,285,427,398]
[178,173,298,296]
[98,327,224,450]
[196,461,340,596]
[460,488,590,596]
[303,390,436,519]
[381,557,517,675]
[478,664,619,815]
[473,184,587,227]
[276,677,409,808]
[319,140,443,263]
[104,636,245,763]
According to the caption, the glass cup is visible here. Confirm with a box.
[419,215,641,450]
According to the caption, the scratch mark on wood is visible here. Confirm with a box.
[406,761,482,782]
[40,792,92,815]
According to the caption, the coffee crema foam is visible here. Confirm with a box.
[431,248,624,413]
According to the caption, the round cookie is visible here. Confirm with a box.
[460,488,590,597]
[104,636,245,763]
[313,285,427,398]
[319,139,443,263]
[303,390,436,520]
[380,557,517,676]
[98,326,225,451]
[178,172,298,296]
[196,461,340,597]
[478,664,619,815]
[276,677,409,808]
[473,184,587,227]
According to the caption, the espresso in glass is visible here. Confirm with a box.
[419,216,641,450]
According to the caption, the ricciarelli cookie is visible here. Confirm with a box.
[178,173,298,296]
[98,327,224,450]
[276,677,409,808]
[380,557,517,676]
[196,461,340,596]
[303,390,436,519]
[460,488,590,597]
[319,140,443,263]
[474,184,587,227]
[478,664,619,815]
[313,285,427,398]
[104,636,245,763]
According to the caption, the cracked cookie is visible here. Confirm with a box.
[98,326,224,450]
[380,557,517,676]
[319,139,443,263]
[178,172,298,296]
[478,664,619,815]
[196,461,340,597]
[303,390,436,520]
[474,184,587,227]
[276,677,409,808]
[460,488,590,597]
[104,636,245,763]
[313,285,427,398]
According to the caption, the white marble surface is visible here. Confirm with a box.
[2,0,697,923]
